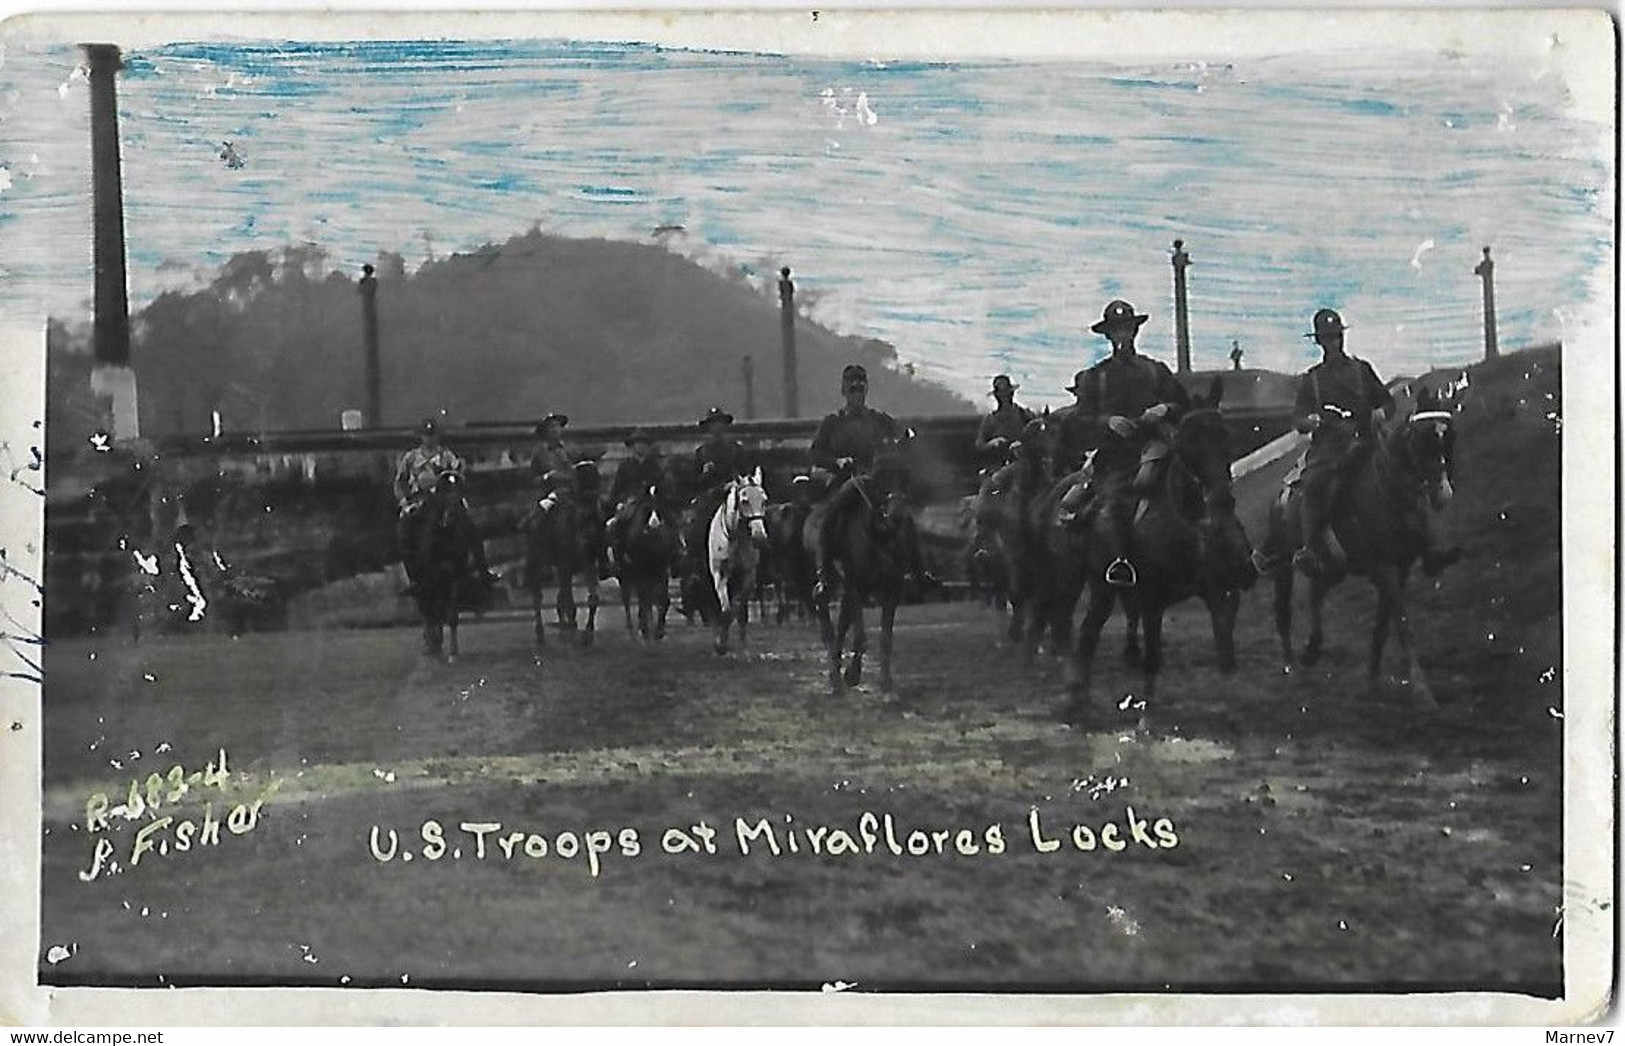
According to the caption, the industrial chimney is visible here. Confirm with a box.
[83,43,138,440]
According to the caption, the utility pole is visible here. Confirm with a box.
[84,43,138,440]
[742,354,756,420]
[1171,239,1193,375]
[778,266,799,418]
[359,263,382,426]
[1473,246,1499,361]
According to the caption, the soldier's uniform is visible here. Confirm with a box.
[974,375,1035,467]
[1056,300,1191,587]
[606,430,672,565]
[684,408,750,573]
[1292,310,1398,576]
[528,414,575,495]
[394,422,492,590]
[809,365,934,595]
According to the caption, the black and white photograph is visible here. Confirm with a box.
[0,7,1614,1026]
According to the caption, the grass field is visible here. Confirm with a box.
[37,348,1568,995]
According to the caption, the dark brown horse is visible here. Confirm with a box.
[807,446,915,694]
[520,463,603,651]
[765,495,817,624]
[1066,379,1258,724]
[611,482,678,642]
[973,417,1053,651]
[412,472,489,662]
[1265,388,1458,708]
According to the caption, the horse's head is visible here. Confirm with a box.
[1178,377,1258,590]
[429,468,465,505]
[1397,388,1457,509]
[1011,415,1051,464]
[1174,377,1237,514]
[728,467,769,546]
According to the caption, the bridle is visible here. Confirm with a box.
[723,477,766,542]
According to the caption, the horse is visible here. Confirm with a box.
[765,498,817,624]
[612,483,678,642]
[807,444,916,694]
[1065,378,1258,724]
[707,468,769,654]
[410,472,489,662]
[1264,388,1458,708]
[961,490,1009,611]
[520,463,603,651]
[973,417,1054,650]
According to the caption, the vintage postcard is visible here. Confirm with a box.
[0,7,1614,1026]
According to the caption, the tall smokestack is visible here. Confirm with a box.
[359,263,382,426]
[1171,239,1192,375]
[83,43,138,439]
[778,266,799,418]
[1473,246,1499,361]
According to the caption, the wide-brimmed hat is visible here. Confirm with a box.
[841,364,868,384]
[989,374,1018,395]
[1063,369,1091,394]
[1305,308,1349,340]
[624,427,654,447]
[698,407,734,428]
[533,412,569,435]
[1090,300,1150,335]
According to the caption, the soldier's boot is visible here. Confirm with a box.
[1294,479,1339,579]
[1103,504,1137,588]
[1056,480,1090,526]
[452,503,499,587]
[812,482,860,605]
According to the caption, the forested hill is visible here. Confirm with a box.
[83,230,975,437]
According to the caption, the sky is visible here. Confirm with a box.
[0,31,1612,410]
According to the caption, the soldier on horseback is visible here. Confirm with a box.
[683,407,750,577]
[1292,308,1461,578]
[810,364,938,601]
[605,427,671,570]
[394,418,496,597]
[1053,300,1190,588]
[527,412,573,491]
[975,374,1035,467]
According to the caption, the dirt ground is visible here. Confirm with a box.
[38,587,1563,993]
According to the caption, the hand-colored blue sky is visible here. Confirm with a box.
[0,37,1611,408]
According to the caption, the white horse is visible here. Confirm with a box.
[707,468,769,654]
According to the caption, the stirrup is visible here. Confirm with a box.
[1292,547,1324,578]
[1104,557,1137,588]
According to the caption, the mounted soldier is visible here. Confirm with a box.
[683,407,750,576]
[1053,299,1190,588]
[394,418,495,598]
[605,427,672,570]
[527,412,573,494]
[809,363,937,601]
[975,374,1035,468]
[1292,308,1461,578]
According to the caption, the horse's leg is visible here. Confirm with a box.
[558,575,576,631]
[580,574,599,647]
[621,568,635,636]
[878,596,897,692]
[738,575,752,650]
[1302,574,1328,666]
[713,566,731,655]
[1381,568,1437,709]
[1066,584,1114,725]
[844,598,867,687]
[655,572,671,640]
[1205,589,1240,674]
[1273,562,1296,670]
[1139,601,1164,720]
[1123,604,1143,668]
[531,583,546,650]
[829,591,855,694]
[446,588,460,663]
